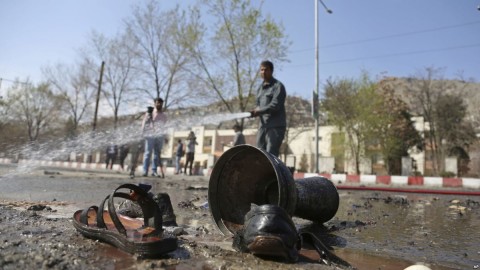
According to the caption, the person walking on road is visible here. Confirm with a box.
[118,144,129,171]
[105,143,118,169]
[232,124,246,146]
[175,139,184,174]
[184,131,198,176]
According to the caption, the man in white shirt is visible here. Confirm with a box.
[142,97,167,178]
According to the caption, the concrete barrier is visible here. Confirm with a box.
[1,158,479,189]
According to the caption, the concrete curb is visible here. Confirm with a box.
[294,172,480,189]
[2,158,479,190]
[0,158,209,177]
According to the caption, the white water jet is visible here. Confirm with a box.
[0,112,252,179]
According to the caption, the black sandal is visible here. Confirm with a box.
[299,231,354,269]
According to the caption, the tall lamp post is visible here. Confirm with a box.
[314,0,332,173]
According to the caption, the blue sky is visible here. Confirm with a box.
[1,0,479,101]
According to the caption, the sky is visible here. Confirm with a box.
[1,0,479,102]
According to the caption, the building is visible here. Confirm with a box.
[161,113,473,177]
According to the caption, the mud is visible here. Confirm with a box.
[0,165,479,269]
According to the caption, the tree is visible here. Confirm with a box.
[0,92,21,151]
[83,31,139,128]
[5,80,61,142]
[125,1,194,108]
[43,60,97,134]
[406,67,475,175]
[434,94,476,176]
[375,80,423,175]
[322,75,375,174]
[462,81,480,134]
[186,0,290,128]
[322,73,423,175]
[298,153,309,172]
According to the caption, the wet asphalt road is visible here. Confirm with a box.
[1,164,479,269]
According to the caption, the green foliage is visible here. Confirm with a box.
[412,170,423,177]
[298,153,309,172]
[322,72,383,174]
[322,73,423,175]
[331,132,345,172]
[440,171,456,178]
[405,67,477,174]
[435,94,476,155]
[375,81,424,174]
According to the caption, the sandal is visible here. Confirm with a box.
[72,183,177,257]
[299,231,354,269]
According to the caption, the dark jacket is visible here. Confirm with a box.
[176,142,184,157]
[255,77,287,128]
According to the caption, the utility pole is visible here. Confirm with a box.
[88,61,105,163]
[314,0,332,173]
[314,0,320,173]
[92,61,105,132]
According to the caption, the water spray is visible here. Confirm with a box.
[0,112,254,179]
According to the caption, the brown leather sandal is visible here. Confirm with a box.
[72,183,177,257]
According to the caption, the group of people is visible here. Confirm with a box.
[134,60,286,178]
[174,131,198,175]
[105,144,129,170]
[137,97,200,177]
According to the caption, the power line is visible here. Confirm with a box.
[0,77,32,98]
[0,77,31,85]
[290,20,480,53]
[323,20,480,49]
[286,42,480,68]
[320,43,480,65]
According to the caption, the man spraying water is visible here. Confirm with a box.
[249,60,287,157]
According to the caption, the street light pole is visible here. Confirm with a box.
[314,0,319,173]
[314,0,332,173]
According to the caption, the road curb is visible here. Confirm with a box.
[293,172,480,190]
[2,158,479,191]
[0,158,208,177]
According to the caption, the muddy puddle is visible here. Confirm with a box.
[327,192,480,269]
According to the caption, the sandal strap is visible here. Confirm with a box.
[299,231,353,268]
[107,183,163,236]
[79,205,99,225]
[96,191,131,229]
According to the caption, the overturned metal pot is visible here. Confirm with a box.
[208,145,339,235]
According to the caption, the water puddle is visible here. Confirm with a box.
[334,249,438,270]
[318,191,480,269]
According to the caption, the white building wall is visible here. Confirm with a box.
[162,118,427,175]
[287,125,338,172]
